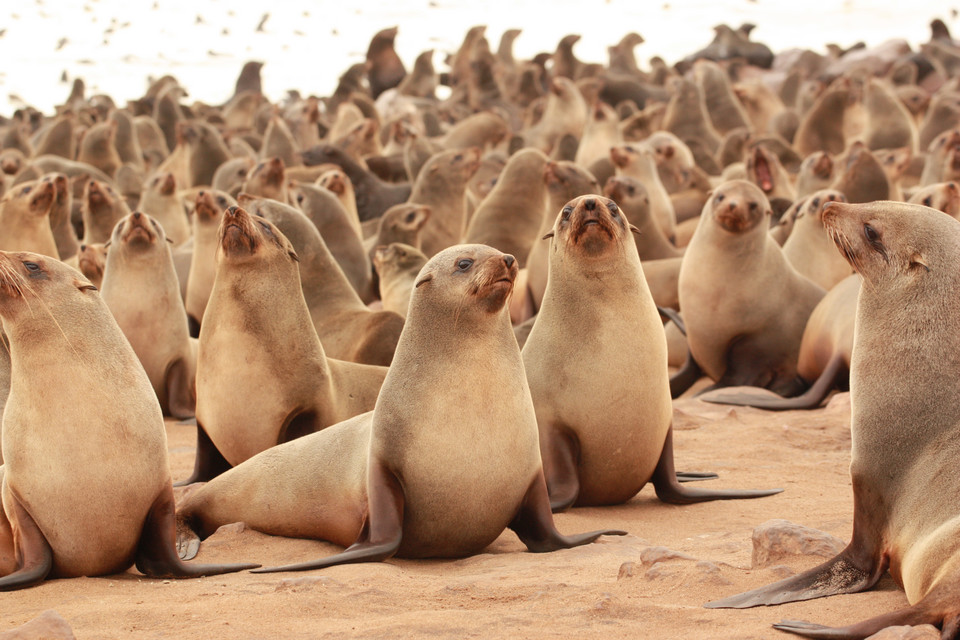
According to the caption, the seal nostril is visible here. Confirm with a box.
[584,198,597,211]
[504,255,516,268]
[133,212,141,219]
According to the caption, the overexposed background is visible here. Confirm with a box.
[0,0,957,115]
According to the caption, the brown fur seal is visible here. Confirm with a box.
[177,243,625,571]
[523,195,780,510]
[695,59,751,135]
[463,148,549,267]
[0,177,59,258]
[678,180,826,395]
[77,119,123,178]
[44,172,79,261]
[863,77,918,152]
[408,147,480,257]
[662,77,722,155]
[782,189,852,290]
[366,26,406,99]
[241,156,290,204]
[525,161,602,312]
[294,183,370,297]
[366,202,431,263]
[745,144,796,204]
[706,201,960,638]
[241,197,404,366]
[830,141,891,203]
[185,189,236,334]
[603,176,682,260]
[181,122,231,188]
[524,77,588,154]
[137,172,190,245]
[610,144,677,240]
[909,181,960,218]
[81,179,132,244]
[101,212,196,418]
[796,151,836,198]
[300,145,411,222]
[181,206,386,484]
[373,242,428,317]
[699,273,857,411]
[316,168,361,237]
[0,251,256,589]
[794,81,853,157]
[76,242,107,288]
[260,116,300,169]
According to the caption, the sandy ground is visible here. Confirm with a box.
[2,384,915,639]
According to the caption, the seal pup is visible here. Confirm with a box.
[678,180,826,396]
[706,201,960,639]
[100,212,197,419]
[0,251,257,589]
[522,196,780,510]
[181,206,386,484]
[177,244,626,570]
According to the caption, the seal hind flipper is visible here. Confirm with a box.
[0,493,53,591]
[136,484,259,577]
[699,353,846,411]
[651,426,782,504]
[250,459,404,574]
[509,472,626,552]
[670,349,702,398]
[541,423,581,513]
[175,422,232,486]
[675,471,719,482]
[656,306,686,335]
[164,357,196,420]
[772,601,934,640]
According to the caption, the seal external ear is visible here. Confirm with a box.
[288,250,300,263]
[542,231,555,240]
[629,224,641,235]
[415,273,433,288]
[250,459,405,573]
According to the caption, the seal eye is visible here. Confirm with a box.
[456,258,473,271]
[23,261,41,274]
[258,221,274,236]
[716,193,725,203]
[608,201,620,217]
[453,154,463,161]
[561,205,573,222]
[21,186,32,195]
[923,196,933,207]
[217,196,227,206]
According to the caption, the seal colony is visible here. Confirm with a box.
[2,13,960,640]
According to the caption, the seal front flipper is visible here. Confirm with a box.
[540,423,581,512]
[250,459,404,574]
[675,471,719,482]
[175,422,231,486]
[509,472,626,553]
[135,484,259,577]
[771,601,936,640]
[0,492,53,591]
[656,305,685,334]
[651,426,782,504]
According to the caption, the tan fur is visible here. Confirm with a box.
[137,172,190,245]
[782,189,852,290]
[0,178,59,258]
[374,243,427,317]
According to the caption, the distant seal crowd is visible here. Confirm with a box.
[2,15,960,640]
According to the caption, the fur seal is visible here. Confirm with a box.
[794,81,852,157]
[81,179,132,244]
[706,200,960,638]
[100,212,197,419]
[45,172,79,261]
[523,195,781,510]
[699,274,857,411]
[301,145,411,222]
[240,197,404,366]
[909,181,960,218]
[603,176,681,260]
[185,189,236,334]
[76,242,108,288]
[0,251,257,589]
[782,189,852,290]
[610,144,677,240]
[373,242,428,317]
[177,243,626,571]
[525,77,588,154]
[366,203,431,263]
[182,206,386,484]
[678,180,826,395]
[366,27,406,99]
[137,172,190,245]
[463,148,549,267]
[796,151,836,198]
[0,177,59,258]
[409,147,480,258]
[77,120,122,178]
